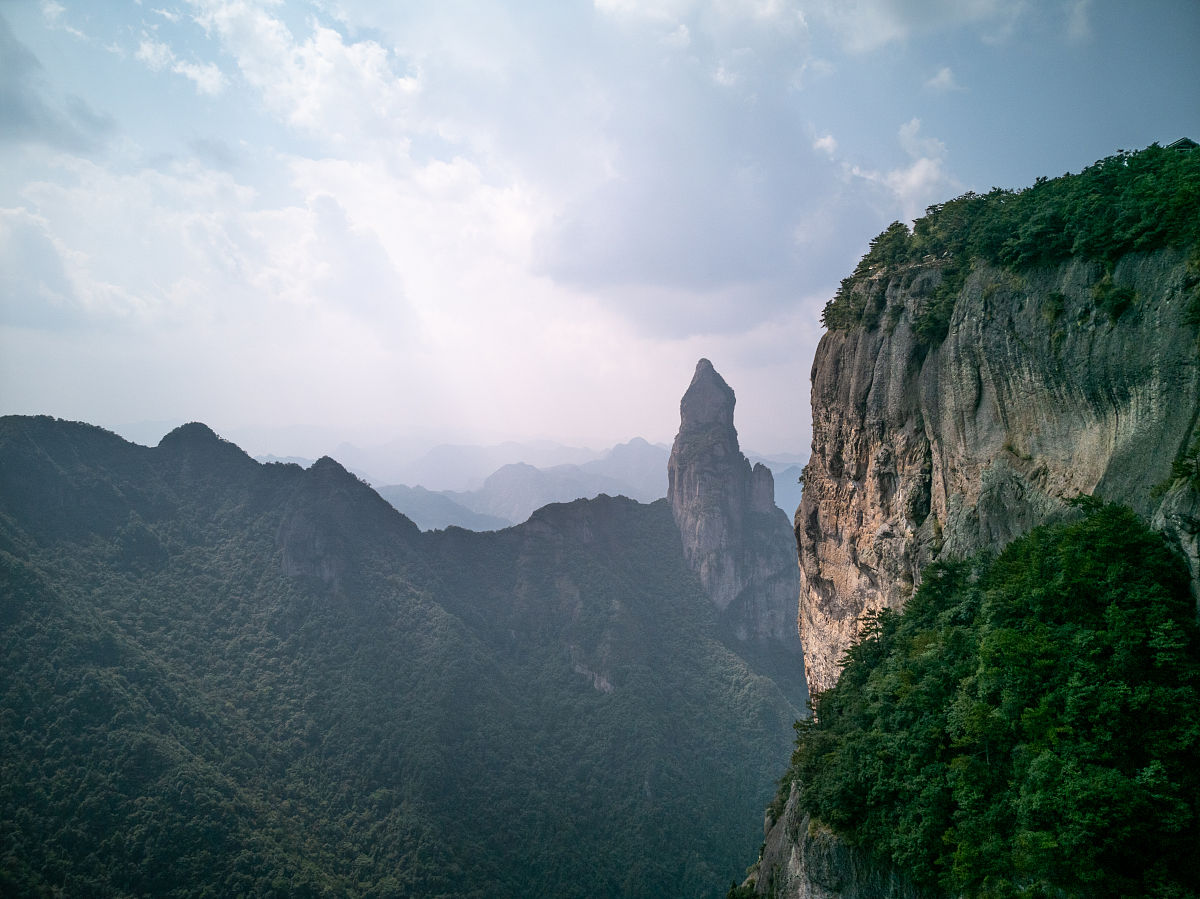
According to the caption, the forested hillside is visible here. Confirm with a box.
[0,416,804,898]
[767,502,1200,898]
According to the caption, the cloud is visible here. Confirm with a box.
[39,0,88,40]
[0,151,435,432]
[0,12,112,150]
[187,0,419,141]
[712,46,761,89]
[594,0,807,43]
[662,23,691,47]
[0,207,83,329]
[812,133,837,156]
[924,65,963,92]
[897,117,945,159]
[849,118,960,223]
[135,35,228,95]
[188,136,240,170]
[1066,0,1092,43]
[809,0,1024,52]
[593,0,695,25]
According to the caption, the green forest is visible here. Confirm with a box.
[778,501,1200,899]
[0,417,803,898]
[822,142,1200,337]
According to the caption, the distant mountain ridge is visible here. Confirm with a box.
[375,438,806,531]
[374,483,513,531]
[0,402,806,898]
[431,437,671,527]
[258,438,804,532]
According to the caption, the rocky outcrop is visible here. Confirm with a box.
[669,360,806,673]
[752,786,929,899]
[797,248,1200,696]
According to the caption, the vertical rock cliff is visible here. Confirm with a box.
[669,360,807,679]
[797,248,1200,695]
[741,146,1200,899]
[752,786,927,899]
[747,247,1200,899]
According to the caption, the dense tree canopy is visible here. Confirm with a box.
[822,142,1200,334]
[0,416,803,898]
[782,501,1200,899]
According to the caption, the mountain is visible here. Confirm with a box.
[376,439,669,531]
[347,439,604,491]
[447,460,638,524]
[737,143,1200,897]
[374,483,512,531]
[445,439,669,525]
[797,145,1200,697]
[763,464,804,526]
[580,437,671,500]
[668,359,807,692]
[0,386,804,896]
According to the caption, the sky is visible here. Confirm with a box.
[1,0,1198,463]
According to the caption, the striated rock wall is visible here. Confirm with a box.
[751,785,930,899]
[797,247,1200,696]
[669,360,807,670]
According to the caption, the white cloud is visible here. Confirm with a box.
[898,116,945,159]
[788,56,833,90]
[711,0,806,31]
[593,0,695,25]
[924,65,962,92]
[809,0,1023,52]
[136,35,227,95]
[173,58,227,95]
[0,207,81,327]
[849,118,959,223]
[812,132,837,156]
[39,0,88,40]
[713,61,741,86]
[187,0,419,140]
[1066,0,1092,43]
[40,1,66,23]
[595,0,806,38]
[135,37,174,70]
[662,23,691,47]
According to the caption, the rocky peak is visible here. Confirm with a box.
[679,358,735,429]
[668,360,806,684]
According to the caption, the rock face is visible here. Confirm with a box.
[797,248,1200,696]
[754,786,929,899]
[669,360,806,676]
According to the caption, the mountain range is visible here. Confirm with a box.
[0,361,804,898]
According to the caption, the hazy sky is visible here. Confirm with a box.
[2,1,1198,460]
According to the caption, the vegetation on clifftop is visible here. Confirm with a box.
[822,141,1200,333]
[780,501,1200,898]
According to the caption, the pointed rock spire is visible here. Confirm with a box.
[667,360,806,690]
[679,358,736,430]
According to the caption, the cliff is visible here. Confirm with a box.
[797,247,1200,695]
[739,144,1200,899]
[752,786,927,899]
[669,360,807,685]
